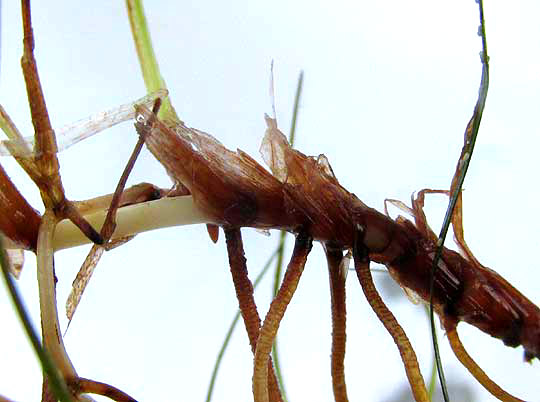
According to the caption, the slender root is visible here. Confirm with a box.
[252,232,312,402]
[353,233,429,402]
[224,228,261,349]
[445,325,524,402]
[71,377,137,402]
[325,246,349,402]
[224,228,283,402]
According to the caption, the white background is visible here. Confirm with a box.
[1,1,540,401]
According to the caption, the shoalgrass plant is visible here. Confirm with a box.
[1,1,539,401]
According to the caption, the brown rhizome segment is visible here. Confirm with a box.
[134,100,538,400]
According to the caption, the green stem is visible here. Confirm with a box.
[125,0,179,123]
[425,305,438,400]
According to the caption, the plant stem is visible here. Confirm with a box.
[37,211,77,380]
[0,230,73,401]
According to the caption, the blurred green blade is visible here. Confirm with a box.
[125,0,179,123]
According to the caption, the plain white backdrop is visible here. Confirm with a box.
[1,1,540,401]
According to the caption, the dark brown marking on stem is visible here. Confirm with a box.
[253,232,312,402]
[353,230,429,402]
[224,228,283,402]
[325,245,348,402]
[60,202,103,245]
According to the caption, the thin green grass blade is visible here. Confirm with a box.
[428,2,489,400]
[425,305,438,400]
[125,0,179,123]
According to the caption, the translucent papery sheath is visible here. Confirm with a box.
[134,104,540,363]
[0,90,168,157]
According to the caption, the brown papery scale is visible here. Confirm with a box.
[0,162,41,251]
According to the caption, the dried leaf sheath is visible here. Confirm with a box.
[135,106,377,247]
[261,115,361,245]
[0,163,41,252]
[66,245,104,322]
[134,105,290,229]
